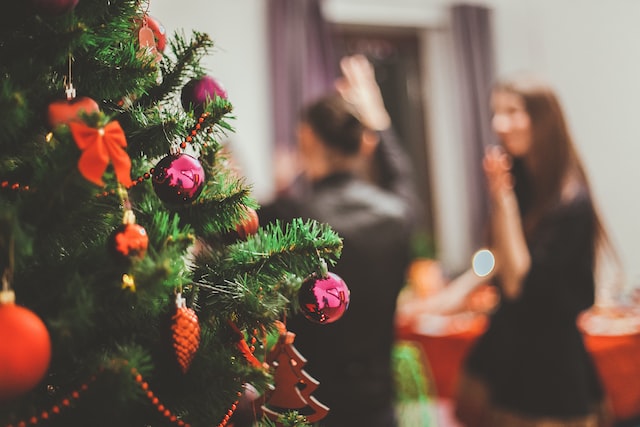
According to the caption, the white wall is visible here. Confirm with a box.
[488,0,640,293]
[153,0,640,293]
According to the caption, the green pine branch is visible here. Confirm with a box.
[136,30,214,108]
[194,219,343,320]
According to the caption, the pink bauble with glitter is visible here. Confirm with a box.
[298,272,350,324]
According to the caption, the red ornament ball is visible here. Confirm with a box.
[152,153,205,205]
[108,223,149,260]
[298,272,350,324]
[47,96,100,128]
[0,293,52,402]
[235,206,259,240]
[181,75,227,116]
[30,0,78,15]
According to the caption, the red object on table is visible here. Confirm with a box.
[396,306,640,422]
[579,308,640,422]
[395,314,486,400]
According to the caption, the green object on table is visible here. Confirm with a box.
[393,340,439,426]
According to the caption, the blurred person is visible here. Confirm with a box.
[394,258,447,330]
[259,55,421,427]
[269,55,422,218]
[394,257,501,332]
[426,74,614,426]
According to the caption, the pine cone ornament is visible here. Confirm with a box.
[171,294,200,373]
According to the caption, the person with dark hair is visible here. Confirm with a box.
[259,55,420,427]
[427,74,616,427]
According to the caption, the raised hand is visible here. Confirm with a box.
[483,144,513,202]
[334,54,391,131]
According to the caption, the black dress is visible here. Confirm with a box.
[464,189,605,418]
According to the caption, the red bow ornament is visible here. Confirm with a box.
[69,120,133,187]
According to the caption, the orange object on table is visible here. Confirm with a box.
[394,279,494,400]
[579,308,640,422]
[396,313,486,399]
[396,306,640,422]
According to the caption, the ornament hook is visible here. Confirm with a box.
[320,258,328,277]
[1,268,15,304]
[116,184,133,213]
[1,221,15,293]
[2,268,9,293]
[65,54,76,100]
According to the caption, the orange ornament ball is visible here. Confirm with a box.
[0,293,52,402]
[47,96,100,128]
[235,207,259,240]
[108,223,149,261]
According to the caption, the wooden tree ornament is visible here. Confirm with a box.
[261,326,329,425]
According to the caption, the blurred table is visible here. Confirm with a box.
[395,306,640,423]
[396,312,487,400]
[579,308,640,422]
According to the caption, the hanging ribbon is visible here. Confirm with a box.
[69,121,133,187]
[228,320,264,369]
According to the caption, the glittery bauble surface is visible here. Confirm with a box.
[171,304,201,374]
[0,300,51,401]
[181,75,227,116]
[152,153,205,205]
[298,272,350,324]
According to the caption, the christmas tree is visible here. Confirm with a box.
[0,1,343,426]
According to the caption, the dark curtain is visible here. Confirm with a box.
[451,3,496,249]
[268,0,338,149]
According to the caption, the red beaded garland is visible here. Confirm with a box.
[0,361,242,427]
[2,374,96,427]
[0,181,31,192]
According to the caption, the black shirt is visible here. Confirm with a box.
[259,131,419,422]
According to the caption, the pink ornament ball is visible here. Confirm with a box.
[181,75,228,116]
[298,272,350,324]
[31,0,79,16]
[152,153,205,205]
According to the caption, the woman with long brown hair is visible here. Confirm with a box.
[452,75,615,426]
